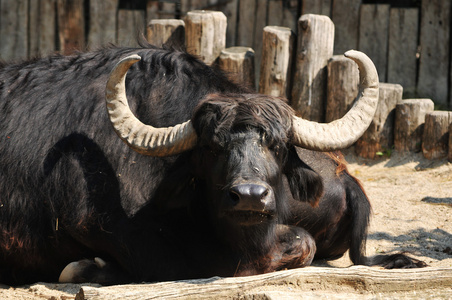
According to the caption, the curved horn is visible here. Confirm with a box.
[105,54,197,157]
[291,50,379,151]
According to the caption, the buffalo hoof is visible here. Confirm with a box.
[59,257,128,285]
[271,224,317,269]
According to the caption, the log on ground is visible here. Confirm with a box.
[76,266,452,299]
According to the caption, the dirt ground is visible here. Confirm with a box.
[1,151,451,299]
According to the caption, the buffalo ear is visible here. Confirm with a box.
[284,147,323,207]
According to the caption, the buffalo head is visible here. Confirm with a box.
[104,50,379,253]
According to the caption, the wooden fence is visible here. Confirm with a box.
[1,0,452,161]
[1,0,451,108]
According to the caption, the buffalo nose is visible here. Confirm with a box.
[229,184,270,205]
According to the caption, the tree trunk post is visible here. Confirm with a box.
[219,47,256,90]
[394,99,434,152]
[355,83,403,159]
[185,11,227,65]
[259,26,295,98]
[147,19,185,48]
[325,55,359,122]
[422,111,452,159]
[291,14,334,121]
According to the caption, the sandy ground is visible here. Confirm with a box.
[1,151,451,299]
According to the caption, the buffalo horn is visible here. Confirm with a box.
[105,54,197,156]
[291,50,379,151]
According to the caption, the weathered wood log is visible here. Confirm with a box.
[29,0,56,57]
[422,111,452,159]
[0,0,29,60]
[291,14,334,121]
[218,47,255,90]
[325,55,359,123]
[75,266,452,299]
[419,0,451,107]
[147,19,185,48]
[331,0,360,55]
[88,0,118,48]
[117,9,146,47]
[355,83,403,159]
[185,11,227,65]
[57,0,85,55]
[358,4,390,82]
[259,26,294,98]
[388,8,419,98]
[302,0,331,16]
[394,99,434,152]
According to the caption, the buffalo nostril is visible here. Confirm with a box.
[229,184,270,205]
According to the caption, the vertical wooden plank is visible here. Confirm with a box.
[259,26,294,98]
[282,0,299,31]
[237,0,255,47]
[331,0,360,55]
[159,2,176,19]
[88,0,118,48]
[57,0,85,55]
[147,0,159,22]
[325,55,359,123]
[29,0,56,57]
[387,8,419,98]
[253,0,268,88]
[302,0,331,16]
[0,0,28,61]
[291,14,335,122]
[418,0,450,107]
[268,0,284,26]
[117,9,146,47]
[147,19,185,48]
[358,4,390,82]
[185,11,227,65]
[224,0,239,47]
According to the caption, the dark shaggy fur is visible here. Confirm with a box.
[0,45,424,285]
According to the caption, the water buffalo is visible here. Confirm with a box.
[0,44,424,285]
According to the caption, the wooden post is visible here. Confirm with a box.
[358,4,390,82]
[387,8,419,98]
[422,111,452,159]
[259,26,294,98]
[185,11,227,65]
[394,99,434,152]
[325,55,359,123]
[0,0,29,60]
[29,0,56,57]
[253,0,268,86]
[268,0,284,26]
[57,0,85,55]
[302,0,331,16]
[237,0,256,47]
[449,123,452,162]
[147,19,185,48]
[88,0,118,48]
[224,0,239,47]
[117,9,146,47]
[331,0,360,55]
[418,0,451,107]
[219,47,255,90]
[355,83,403,159]
[291,14,334,121]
